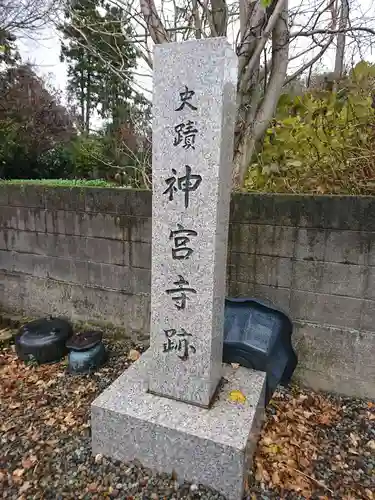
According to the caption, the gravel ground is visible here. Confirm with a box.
[0,334,374,500]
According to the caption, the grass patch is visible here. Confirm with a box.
[0,178,120,188]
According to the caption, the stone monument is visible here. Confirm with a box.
[91,37,266,500]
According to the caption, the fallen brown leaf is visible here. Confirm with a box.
[271,470,281,485]
[12,468,24,477]
[21,455,37,469]
[19,481,31,493]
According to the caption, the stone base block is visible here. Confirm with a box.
[91,350,266,500]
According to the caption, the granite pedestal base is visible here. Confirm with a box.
[91,350,266,500]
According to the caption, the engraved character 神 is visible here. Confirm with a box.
[163,165,202,209]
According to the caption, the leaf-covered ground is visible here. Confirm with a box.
[0,338,374,500]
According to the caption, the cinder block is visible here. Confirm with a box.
[12,252,49,278]
[70,285,150,332]
[33,209,46,233]
[229,224,257,255]
[290,290,362,329]
[68,259,88,284]
[48,257,74,282]
[15,207,37,231]
[255,256,292,288]
[125,217,152,243]
[251,284,291,313]
[325,230,367,265]
[293,261,365,298]
[295,228,326,261]
[228,252,255,283]
[44,187,85,211]
[227,280,252,297]
[56,210,77,235]
[8,231,36,253]
[131,267,151,294]
[45,211,57,233]
[320,196,373,231]
[294,367,374,400]
[293,321,375,399]
[3,229,16,251]
[131,242,151,269]
[0,185,8,206]
[86,237,126,266]
[365,268,375,300]
[0,270,25,312]
[360,299,375,332]
[368,233,375,266]
[230,193,278,225]
[0,206,19,230]
[256,225,296,258]
[44,233,77,259]
[7,185,45,208]
[81,213,124,240]
[87,262,131,291]
[0,250,15,271]
[119,190,152,217]
[0,230,7,250]
[85,188,126,214]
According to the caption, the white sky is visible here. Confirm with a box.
[17,0,375,108]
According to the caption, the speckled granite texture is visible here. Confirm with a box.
[149,38,238,407]
[91,349,266,500]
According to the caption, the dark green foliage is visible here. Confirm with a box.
[0,28,20,66]
[60,0,137,132]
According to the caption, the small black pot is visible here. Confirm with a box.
[15,317,73,364]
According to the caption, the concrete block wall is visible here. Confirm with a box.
[0,185,152,336]
[228,194,375,399]
[0,185,374,398]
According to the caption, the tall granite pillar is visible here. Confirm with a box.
[92,38,266,500]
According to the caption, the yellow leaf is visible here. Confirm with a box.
[228,390,246,404]
[265,444,282,455]
[128,349,141,361]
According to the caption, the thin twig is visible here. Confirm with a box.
[290,467,334,494]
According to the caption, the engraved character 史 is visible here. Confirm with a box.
[175,86,197,111]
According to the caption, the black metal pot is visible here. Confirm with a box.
[15,316,73,364]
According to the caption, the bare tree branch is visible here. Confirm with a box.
[0,0,59,34]
[52,0,375,189]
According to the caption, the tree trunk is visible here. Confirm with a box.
[139,0,289,190]
[232,0,289,189]
[85,64,91,134]
[334,0,349,79]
